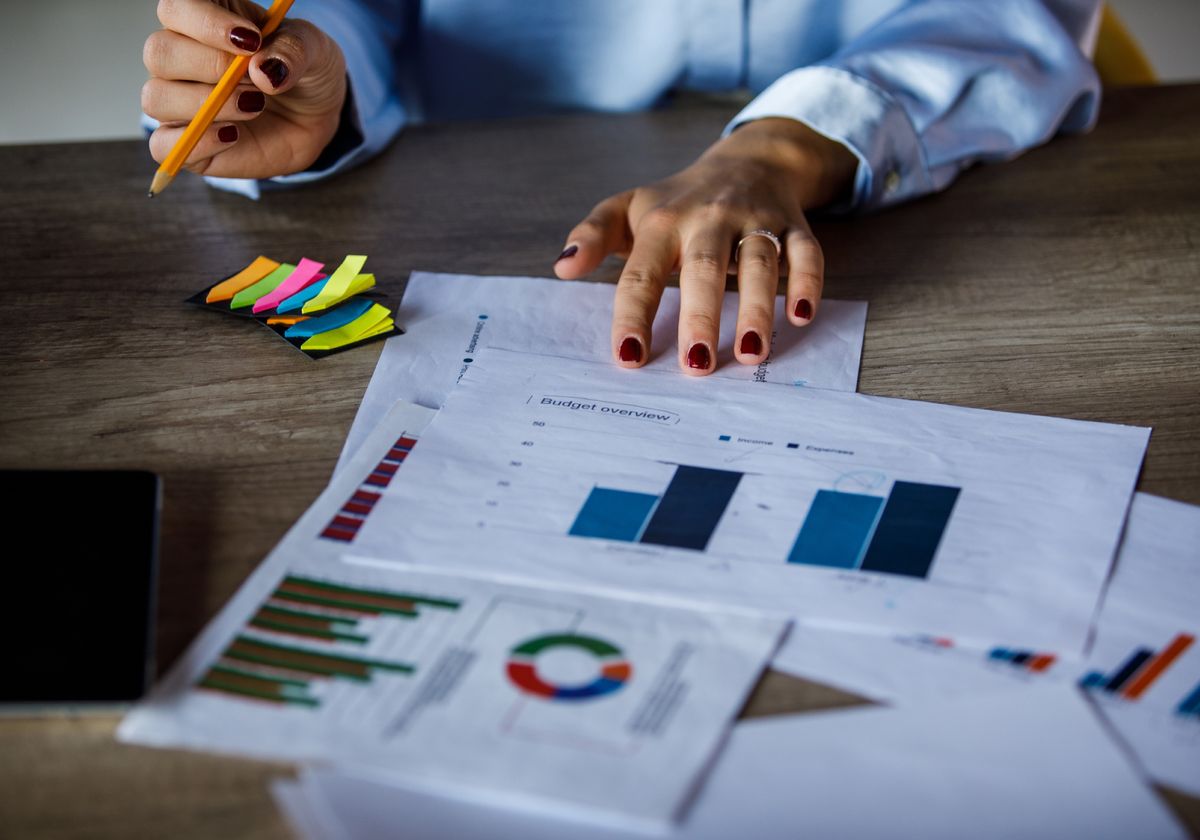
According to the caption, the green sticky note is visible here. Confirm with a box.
[231,263,295,310]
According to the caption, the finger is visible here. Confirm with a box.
[148,122,240,174]
[143,29,234,84]
[678,224,735,376]
[157,0,264,55]
[249,19,327,94]
[555,191,633,280]
[733,233,782,364]
[142,78,266,124]
[610,211,678,369]
[785,220,824,325]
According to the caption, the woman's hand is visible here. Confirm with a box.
[142,0,346,179]
[554,118,857,375]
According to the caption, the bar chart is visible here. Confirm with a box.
[197,575,460,708]
[1081,632,1195,702]
[569,465,742,551]
[322,433,419,543]
[988,647,1057,673]
[787,481,961,579]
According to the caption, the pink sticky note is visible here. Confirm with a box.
[252,258,326,313]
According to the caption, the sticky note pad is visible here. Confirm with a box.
[231,263,295,310]
[300,304,393,351]
[279,273,375,314]
[252,258,325,314]
[302,255,368,314]
[205,256,280,303]
[285,298,374,338]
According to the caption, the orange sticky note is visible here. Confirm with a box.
[267,315,310,325]
[206,256,281,303]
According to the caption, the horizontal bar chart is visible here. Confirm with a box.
[321,433,419,543]
[1081,633,1195,701]
[988,647,1057,673]
[196,574,460,708]
[788,480,960,579]
[569,465,743,552]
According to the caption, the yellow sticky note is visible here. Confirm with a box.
[206,256,280,303]
[302,255,368,314]
[300,304,392,351]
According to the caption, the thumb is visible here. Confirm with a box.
[249,19,345,110]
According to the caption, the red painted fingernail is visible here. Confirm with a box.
[555,244,578,263]
[618,337,642,363]
[739,331,763,356]
[218,125,239,143]
[260,57,289,89]
[230,27,261,52]
[686,343,711,370]
[237,90,265,113]
[794,298,813,320]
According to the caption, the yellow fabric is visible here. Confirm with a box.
[1095,5,1157,86]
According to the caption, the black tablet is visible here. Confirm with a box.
[0,469,160,712]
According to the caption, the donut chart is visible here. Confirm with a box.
[506,633,632,701]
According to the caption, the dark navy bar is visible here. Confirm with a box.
[859,481,961,579]
[1178,681,1200,716]
[640,466,742,551]
[1103,649,1154,693]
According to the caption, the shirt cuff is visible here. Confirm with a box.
[725,65,933,213]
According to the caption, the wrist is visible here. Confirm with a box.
[712,118,858,210]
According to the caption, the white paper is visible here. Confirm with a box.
[349,348,1148,651]
[1081,493,1200,796]
[120,556,786,831]
[337,272,868,470]
[274,684,1186,840]
[772,624,1074,704]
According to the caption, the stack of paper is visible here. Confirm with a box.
[122,271,1196,838]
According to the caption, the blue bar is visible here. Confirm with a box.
[860,481,961,579]
[989,648,1015,662]
[787,490,883,569]
[1177,681,1200,716]
[640,466,742,551]
[1081,672,1108,689]
[1104,649,1154,693]
[569,488,658,542]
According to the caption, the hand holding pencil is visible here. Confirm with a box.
[144,0,347,193]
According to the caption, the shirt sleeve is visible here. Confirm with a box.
[204,0,409,199]
[727,0,1103,212]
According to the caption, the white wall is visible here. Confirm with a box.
[0,0,1197,145]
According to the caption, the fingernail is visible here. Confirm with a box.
[260,57,289,89]
[618,337,642,364]
[686,343,711,370]
[218,125,239,143]
[739,331,763,356]
[555,244,578,263]
[237,90,266,113]
[794,298,813,320]
[229,27,261,52]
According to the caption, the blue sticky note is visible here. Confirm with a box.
[285,299,375,338]
[277,277,329,314]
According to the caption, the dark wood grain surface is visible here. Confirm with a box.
[1,84,1197,838]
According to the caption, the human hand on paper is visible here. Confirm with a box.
[554,118,857,375]
[142,0,346,178]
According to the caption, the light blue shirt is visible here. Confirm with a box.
[213,0,1102,209]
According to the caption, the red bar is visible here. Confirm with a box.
[374,461,399,476]
[1028,654,1057,673]
[342,501,373,516]
[331,515,363,531]
[397,437,418,449]
[365,473,391,488]
[352,490,381,504]
[321,526,357,542]
[386,448,410,461]
[1124,633,1195,700]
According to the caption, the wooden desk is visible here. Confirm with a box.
[1,84,1197,838]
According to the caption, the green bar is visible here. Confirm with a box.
[229,636,415,679]
[283,575,461,610]
[273,590,420,618]
[512,633,621,657]
[198,675,320,708]
[250,616,369,644]
[211,662,310,688]
[260,603,360,629]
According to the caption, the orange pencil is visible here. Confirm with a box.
[147,0,296,197]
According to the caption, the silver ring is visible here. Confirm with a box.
[734,229,783,265]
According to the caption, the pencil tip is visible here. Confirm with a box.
[147,191,155,199]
